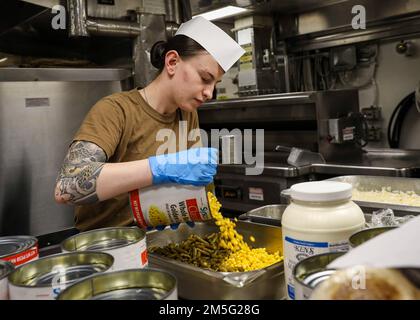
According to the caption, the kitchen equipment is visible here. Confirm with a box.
[57,268,177,300]
[220,135,242,164]
[349,226,397,248]
[61,227,147,271]
[239,204,287,226]
[293,252,344,300]
[198,90,364,215]
[146,220,285,300]
[275,145,326,167]
[240,204,372,228]
[0,68,130,236]
[327,175,420,215]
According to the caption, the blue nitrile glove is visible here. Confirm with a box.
[148,147,218,186]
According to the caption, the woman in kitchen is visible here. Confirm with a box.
[54,17,244,232]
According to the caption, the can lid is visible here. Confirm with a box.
[290,181,352,202]
[89,288,169,300]
[303,269,336,288]
[8,251,114,288]
[0,236,37,258]
[57,268,177,300]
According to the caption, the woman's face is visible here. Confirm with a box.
[172,52,224,112]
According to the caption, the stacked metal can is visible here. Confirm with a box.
[57,268,177,300]
[7,251,114,299]
[0,260,14,300]
[0,236,39,266]
[61,226,148,271]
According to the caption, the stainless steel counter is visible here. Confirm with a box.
[312,148,420,177]
[215,149,420,214]
[217,163,311,178]
[0,67,131,82]
[147,221,285,300]
[218,149,420,178]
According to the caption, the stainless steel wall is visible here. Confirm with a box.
[0,68,130,236]
[282,0,420,52]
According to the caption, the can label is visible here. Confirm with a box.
[2,245,39,266]
[283,236,349,300]
[296,282,312,300]
[9,285,51,300]
[9,283,70,300]
[295,270,336,300]
[0,278,8,300]
[165,288,178,300]
[129,184,211,228]
[105,237,148,271]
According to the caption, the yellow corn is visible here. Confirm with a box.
[150,193,283,272]
[207,192,283,272]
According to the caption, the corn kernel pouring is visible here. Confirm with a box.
[150,192,283,272]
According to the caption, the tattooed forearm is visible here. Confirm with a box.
[55,141,107,205]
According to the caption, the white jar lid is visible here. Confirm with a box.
[290,181,352,202]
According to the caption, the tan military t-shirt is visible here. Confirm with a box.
[72,88,201,231]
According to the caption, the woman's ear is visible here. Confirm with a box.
[164,50,180,76]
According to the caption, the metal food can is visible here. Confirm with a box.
[129,184,211,228]
[293,252,345,300]
[349,226,397,248]
[220,134,242,164]
[0,260,14,300]
[8,251,114,300]
[61,226,147,271]
[57,268,178,300]
[0,236,39,266]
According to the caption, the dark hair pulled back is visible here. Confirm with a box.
[150,35,206,70]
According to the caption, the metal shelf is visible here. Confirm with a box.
[0,67,132,82]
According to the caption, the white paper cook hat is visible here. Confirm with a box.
[175,16,245,72]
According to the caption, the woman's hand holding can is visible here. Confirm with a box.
[148,147,218,186]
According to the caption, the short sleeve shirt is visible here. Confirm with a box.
[72,88,201,231]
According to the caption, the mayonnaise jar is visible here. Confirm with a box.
[281,181,365,300]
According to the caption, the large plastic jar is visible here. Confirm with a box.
[281,181,365,300]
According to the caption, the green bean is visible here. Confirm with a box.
[150,233,234,271]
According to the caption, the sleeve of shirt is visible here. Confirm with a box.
[72,96,124,160]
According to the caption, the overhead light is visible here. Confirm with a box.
[193,5,249,21]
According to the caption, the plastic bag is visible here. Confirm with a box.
[367,208,415,228]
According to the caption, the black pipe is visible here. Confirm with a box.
[178,0,192,22]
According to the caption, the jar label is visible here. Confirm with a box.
[284,236,350,300]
